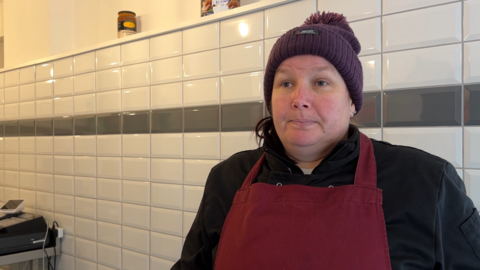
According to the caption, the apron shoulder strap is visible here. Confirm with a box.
[354,133,377,187]
[241,153,266,188]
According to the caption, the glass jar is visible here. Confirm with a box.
[118,11,137,38]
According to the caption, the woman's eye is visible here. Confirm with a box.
[316,81,327,86]
[282,82,292,87]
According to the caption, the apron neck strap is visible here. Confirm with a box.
[354,132,377,187]
[242,132,377,188]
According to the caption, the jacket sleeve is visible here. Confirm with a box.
[435,163,480,269]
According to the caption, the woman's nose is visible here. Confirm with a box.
[291,84,311,109]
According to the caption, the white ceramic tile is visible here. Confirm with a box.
[0,155,4,170]
[122,63,150,89]
[97,221,121,246]
[122,134,150,157]
[150,232,182,261]
[265,0,317,38]
[0,105,4,120]
[74,72,95,94]
[54,58,74,78]
[20,189,36,208]
[36,155,54,173]
[465,127,480,169]
[123,203,150,230]
[183,185,204,212]
[97,178,122,201]
[54,96,73,116]
[464,41,480,83]
[150,31,182,60]
[151,207,182,237]
[19,154,36,172]
[58,254,75,270]
[184,133,220,159]
[123,157,150,181]
[36,191,54,211]
[19,83,35,101]
[75,175,97,198]
[75,237,97,262]
[151,134,183,159]
[55,194,74,215]
[19,66,35,85]
[74,51,96,75]
[383,44,462,90]
[74,93,96,115]
[221,71,263,104]
[54,155,75,175]
[0,89,4,104]
[97,157,122,178]
[0,138,4,152]
[150,256,176,270]
[221,41,263,76]
[60,234,75,255]
[54,136,74,155]
[183,50,219,81]
[5,171,19,187]
[75,256,97,270]
[74,136,96,156]
[96,68,121,92]
[122,86,150,111]
[350,18,381,56]
[19,172,36,190]
[5,70,19,87]
[36,62,54,81]
[4,103,19,120]
[122,249,149,270]
[97,200,122,224]
[4,154,19,170]
[264,37,279,65]
[150,57,182,85]
[96,46,121,70]
[183,78,220,106]
[123,226,150,254]
[5,86,19,103]
[54,213,75,235]
[97,90,121,113]
[75,157,97,177]
[465,1,480,41]
[359,128,382,141]
[122,39,149,66]
[383,0,454,14]
[151,183,182,210]
[221,132,257,159]
[183,23,219,54]
[383,127,462,167]
[36,99,53,117]
[75,217,97,240]
[360,54,382,92]
[0,74,4,88]
[123,180,150,205]
[221,11,263,47]
[150,83,183,109]
[465,170,480,209]
[36,81,54,99]
[54,175,74,195]
[97,243,121,269]
[5,137,19,153]
[151,158,183,184]
[75,197,96,219]
[36,137,53,154]
[97,135,121,156]
[4,187,19,202]
[383,3,461,52]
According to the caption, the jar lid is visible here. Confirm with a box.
[118,11,136,16]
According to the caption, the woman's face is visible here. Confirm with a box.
[271,55,355,160]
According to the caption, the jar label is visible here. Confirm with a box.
[118,20,136,31]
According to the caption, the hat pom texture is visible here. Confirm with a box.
[264,11,363,113]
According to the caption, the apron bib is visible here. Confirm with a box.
[214,133,392,270]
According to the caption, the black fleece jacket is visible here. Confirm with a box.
[173,127,480,269]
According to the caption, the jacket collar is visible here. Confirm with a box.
[264,125,360,174]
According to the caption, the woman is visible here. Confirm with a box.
[173,12,480,269]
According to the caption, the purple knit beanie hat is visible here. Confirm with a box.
[264,11,363,114]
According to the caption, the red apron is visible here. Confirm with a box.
[214,133,392,270]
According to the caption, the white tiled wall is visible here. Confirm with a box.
[0,1,478,269]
